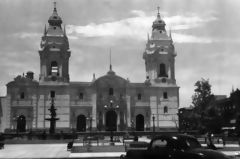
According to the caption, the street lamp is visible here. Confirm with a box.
[152,114,155,133]
[104,100,119,143]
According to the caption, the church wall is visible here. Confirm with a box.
[0,97,8,132]
[37,86,70,128]
[128,86,179,130]
[2,5,180,132]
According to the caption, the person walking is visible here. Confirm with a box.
[207,132,217,150]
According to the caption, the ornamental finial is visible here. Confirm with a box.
[157,6,160,14]
[53,1,57,12]
[157,6,161,18]
[109,48,112,71]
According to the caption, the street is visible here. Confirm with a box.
[0,137,240,159]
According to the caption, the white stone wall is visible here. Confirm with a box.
[37,95,46,128]
[0,97,8,132]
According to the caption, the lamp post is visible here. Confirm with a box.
[152,114,155,133]
[104,100,119,143]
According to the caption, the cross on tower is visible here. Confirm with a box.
[109,48,112,71]
[54,1,57,9]
[157,6,160,14]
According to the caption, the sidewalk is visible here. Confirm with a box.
[0,137,239,158]
[0,144,70,158]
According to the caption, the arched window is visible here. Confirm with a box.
[164,106,168,114]
[20,92,25,99]
[159,63,168,77]
[50,91,55,98]
[79,93,84,100]
[109,88,114,95]
[137,93,142,100]
[163,92,168,99]
[50,61,59,76]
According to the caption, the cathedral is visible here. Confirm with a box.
[1,4,179,132]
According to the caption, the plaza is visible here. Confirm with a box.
[0,136,240,158]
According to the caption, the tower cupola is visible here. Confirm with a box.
[39,2,71,84]
[48,2,62,27]
[143,7,177,86]
[152,6,166,32]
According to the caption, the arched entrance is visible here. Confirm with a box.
[136,114,144,131]
[76,114,86,132]
[17,115,26,132]
[105,110,117,131]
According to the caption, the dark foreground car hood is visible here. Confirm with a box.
[189,148,230,159]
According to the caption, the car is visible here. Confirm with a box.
[120,134,231,159]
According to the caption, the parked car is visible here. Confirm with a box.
[121,134,230,159]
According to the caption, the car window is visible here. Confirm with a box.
[185,138,201,149]
[152,139,168,149]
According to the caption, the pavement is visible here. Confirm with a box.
[0,144,70,158]
[0,137,240,158]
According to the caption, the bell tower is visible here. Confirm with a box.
[39,2,71,84]
[143,7,177,86]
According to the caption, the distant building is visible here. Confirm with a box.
[214,89,240,132]
[1,4,179,132]
[178,107,195,131]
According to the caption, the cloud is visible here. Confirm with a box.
[165,14,217,30]
[66,10,217,44]
[12,32,41,39]
[172,33,213,43]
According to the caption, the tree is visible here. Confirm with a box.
[192,78,213,113]
[192,78,214,132]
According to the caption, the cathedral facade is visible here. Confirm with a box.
[2,5,179,132]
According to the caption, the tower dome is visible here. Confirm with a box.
[48,2,62,27]
[152,7,166,31]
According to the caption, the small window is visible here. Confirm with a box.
[50,91,55,98]
[137,93,142,100]
[79,93,84,100]
[109,88,114,96]
[163,92,168,99]
[50,61,59,76]
[164,106,168,114]
[53,27,56,30]
[20,92,25,99]
[159,63,168,77]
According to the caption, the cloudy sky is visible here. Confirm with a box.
[0,0,239,107]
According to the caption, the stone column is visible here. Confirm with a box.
[150,96,157,130]
[91,93,97,130]
[103,112,105,125]
[117,111,120,131]
[126,95,131,127]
